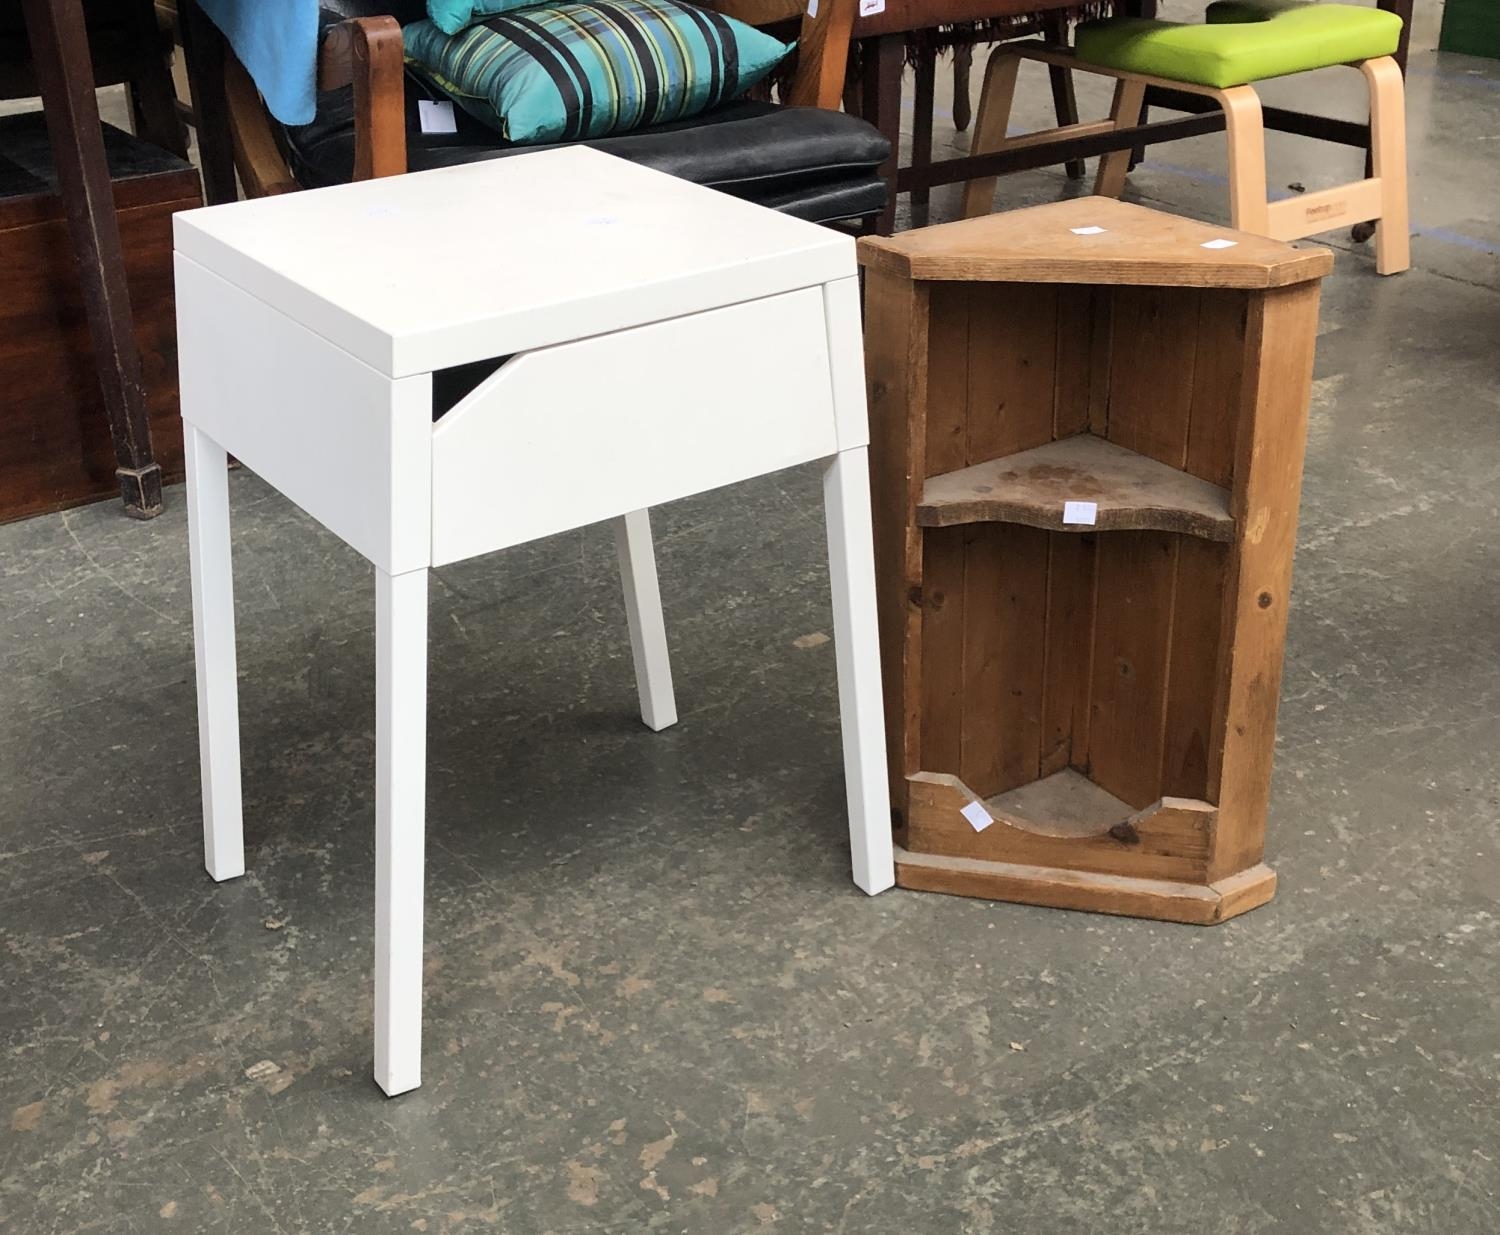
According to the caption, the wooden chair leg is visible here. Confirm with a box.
[1042,14,1085,180]
[123,0,188,157]
[21,0,162,517]
[178,0,239,205]
[960,49,1021,219]
[1218,85,1269,235]
[912,43,936,211]
[1094,78,1146,198]
[1363,55,1409,275]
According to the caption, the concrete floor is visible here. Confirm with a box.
[4,13,1500,1235]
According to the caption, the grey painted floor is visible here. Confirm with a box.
[3,19,1499,1235]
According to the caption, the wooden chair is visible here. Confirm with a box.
[218,0,887,230]
[0,0,186,156]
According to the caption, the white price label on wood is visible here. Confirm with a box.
[417,100,457,135]
[961,800,995,833]
[1063,500,1098,525]
[859,0,886,15]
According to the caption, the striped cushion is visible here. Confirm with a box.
[402,1,793,146]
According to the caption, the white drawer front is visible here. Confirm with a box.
[430,287,838,566]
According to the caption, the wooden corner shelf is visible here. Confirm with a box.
[859,197,1331,925]
[917,433,1234,541]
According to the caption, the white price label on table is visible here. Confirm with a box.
[1063,501,1098,525]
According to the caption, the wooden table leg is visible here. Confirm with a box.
[614,509,678,733]
[21,0,162,517]
[823,446,896,897]
[953,42,973,132]
[185,423,246,882]
[863,33,905,236]
[374,565,429,1098]
[177,0,238,206]
[911,43,936,214]
[1042,14,1085,180]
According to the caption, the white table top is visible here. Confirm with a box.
[173,147,856,378]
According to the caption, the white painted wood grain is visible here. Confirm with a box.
[374,567,429,1096]
[823,448,896,895]
[429,288,838,565]
[175,256,433,575]
[615,510,677,732]
[173,148,856,377]
[184,424,245,882]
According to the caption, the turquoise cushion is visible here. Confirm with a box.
[403,0,792,145]
[1075,2,1403,89]
[426,1,536,38]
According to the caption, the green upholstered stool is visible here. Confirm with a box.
[1075,2,1401,89]
[961,0,1410,275]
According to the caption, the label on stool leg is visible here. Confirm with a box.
[961,800,994,833]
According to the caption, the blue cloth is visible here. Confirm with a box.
[197,0,321,126]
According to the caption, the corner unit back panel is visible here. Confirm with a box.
[922,282,1255,489]
[918,523,1227,810]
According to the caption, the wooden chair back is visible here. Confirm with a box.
[0,0,185,154]
[224,0,858,198]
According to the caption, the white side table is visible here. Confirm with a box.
[175,148,894,1096]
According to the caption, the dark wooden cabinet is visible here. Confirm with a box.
[860,197,1331,924]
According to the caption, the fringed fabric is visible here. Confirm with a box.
[847,3,1119,74]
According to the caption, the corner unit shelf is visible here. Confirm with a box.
[859,197,1332,925]
[917,432,1234,541]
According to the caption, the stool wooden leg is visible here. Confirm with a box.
[960,50,1021,219]
[823,448,895,896]
[185,423,245,882]
[1364,55,1410,275]
[1219,86,1270,235]
[614,509,677,733]
[1095,78,1147,198]
[374,566,428,1097]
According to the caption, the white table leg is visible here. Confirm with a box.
[184,422,244,882]
[614,509,677,732]
[374,566,428,1097]
[822,448,895,896]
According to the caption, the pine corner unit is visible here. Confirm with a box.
[859,197,1332,925]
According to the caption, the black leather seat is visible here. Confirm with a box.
[278,3,890,226]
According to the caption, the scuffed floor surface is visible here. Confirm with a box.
[3,22,1499,1235]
